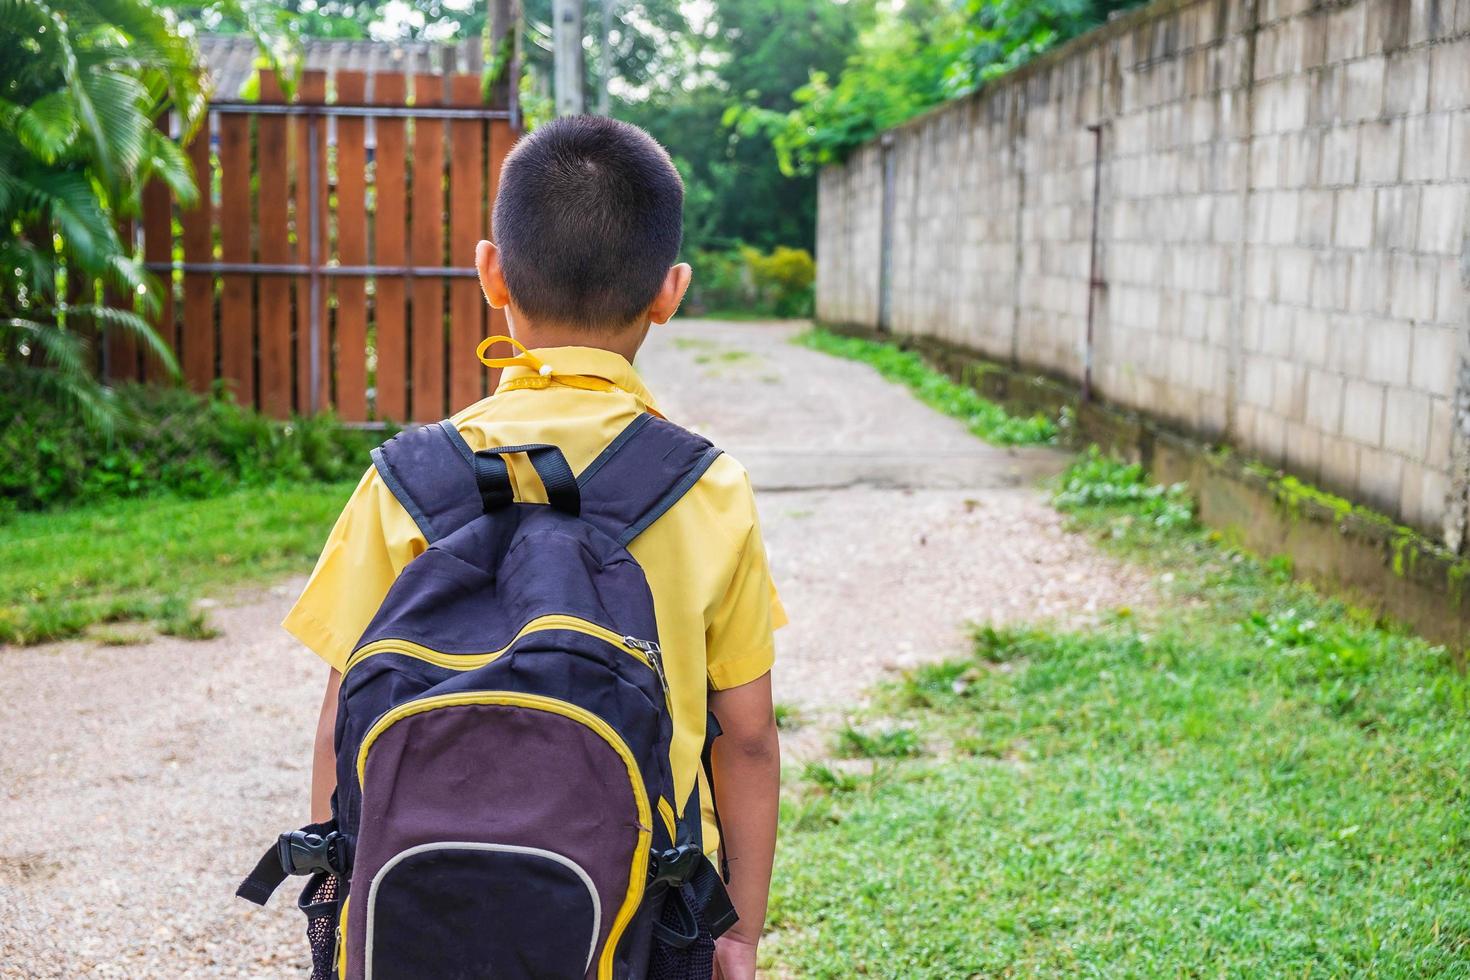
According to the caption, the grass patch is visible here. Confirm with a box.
[767,450,1470,976]
[835,723,923,759]
[773,702,802,731]
[0,482,354,645]
[794,328,1057,446]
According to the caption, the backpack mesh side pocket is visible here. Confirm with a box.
[298,872,341,980]
[647,882,716,980]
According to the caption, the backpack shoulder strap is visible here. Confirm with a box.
[374,414,721,547]
[369,420,482,543]
[577,413,724,548]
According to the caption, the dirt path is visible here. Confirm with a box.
[0,320,1150,977]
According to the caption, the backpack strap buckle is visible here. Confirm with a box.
[277,828,352,878]
[237,820,351,907]
[648,843,702,889]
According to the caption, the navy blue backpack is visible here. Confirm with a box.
[239,412,736,980]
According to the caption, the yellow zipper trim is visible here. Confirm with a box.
[337,895,349,978]
[656,797,677,842]
[344,614,654,677]
[356,691,650,980]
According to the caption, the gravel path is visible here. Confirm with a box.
[0,319,1150,977]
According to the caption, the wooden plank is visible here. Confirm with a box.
[105,219,139,382]
[334,71,369,422]
[409,72,445,421]
[256,70,292,417]
[372,72,408,422]
[484,118,516,395]
[141,116,175,384]
[218,105,254,406]
[68,271,99,379]
[293,70,328,414]
[447,73,486,411]
[180,118,215,392]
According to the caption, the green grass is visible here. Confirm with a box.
[0,482,354,645]
[774,702,803,731]
[766,451,1470,977]
[835,723,923,759]
[794,327,1058,445]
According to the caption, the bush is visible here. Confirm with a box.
[686,245,815,318]
[744,245,816,317]
[0,384,388,513]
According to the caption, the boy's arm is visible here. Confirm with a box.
[310,668,342,823]
[708,672,780,978]
[285,465,426,822]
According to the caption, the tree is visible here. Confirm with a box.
[734,0,1146,176]
[616,0,868,252]
[0,0,208,425]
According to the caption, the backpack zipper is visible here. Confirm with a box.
[344,614,660,681]
[621,636,668,692]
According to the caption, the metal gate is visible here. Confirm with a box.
[116,67,518,424]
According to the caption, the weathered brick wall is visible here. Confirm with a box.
[816,0,1470,542]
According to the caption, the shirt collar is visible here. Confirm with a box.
[493,345,660,412]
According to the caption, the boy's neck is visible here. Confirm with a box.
[510,317,650,365]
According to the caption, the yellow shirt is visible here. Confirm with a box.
[283,346,785,851]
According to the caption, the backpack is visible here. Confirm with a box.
[239,412,736,980]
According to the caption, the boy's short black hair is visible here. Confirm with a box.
[492,115,684,330]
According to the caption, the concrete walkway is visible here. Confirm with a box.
[0,319,1149,977]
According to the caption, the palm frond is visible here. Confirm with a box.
[0,359,115,434]
[2,314,87,378]
[141,128,198,207]
[7,90,80,164]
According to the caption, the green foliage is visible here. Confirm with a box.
[835,724,923,759]
[773,702,801,730]
[155,595,219,640]
[615,0,867,253]
[0,383,386,513]
[1053,445,1195,530]
[769,464,1470,976]
[1,0,207,427]
[795,328,1056,445]
[0,480,354,644]
[686,246,815,318]
[738,0,1147,175]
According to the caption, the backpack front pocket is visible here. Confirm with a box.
[346,692,653,980]
[365,842,599,979]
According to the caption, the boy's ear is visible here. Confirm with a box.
[647,262,692,326]
[476,240,510,309]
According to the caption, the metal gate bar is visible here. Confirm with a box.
[210,103,511,120]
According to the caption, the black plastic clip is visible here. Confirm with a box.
[277,829,351,878]
[648,843,702,889]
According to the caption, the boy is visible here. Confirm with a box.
[282,116,783,979]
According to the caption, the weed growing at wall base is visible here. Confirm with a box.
[795,328,1057,445]
[765,453,1470,976]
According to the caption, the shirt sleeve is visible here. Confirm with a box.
[705,486,786,691]
[281,465,427,672]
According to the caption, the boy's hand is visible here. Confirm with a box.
[713,934,758,980]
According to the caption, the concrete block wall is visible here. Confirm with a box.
[815,0,1470,542]
[815,143,883,327]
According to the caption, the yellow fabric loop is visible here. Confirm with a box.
[477,334,551,375]
[497,374,666,419]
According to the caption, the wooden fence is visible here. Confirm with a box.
[117,68,517,423]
